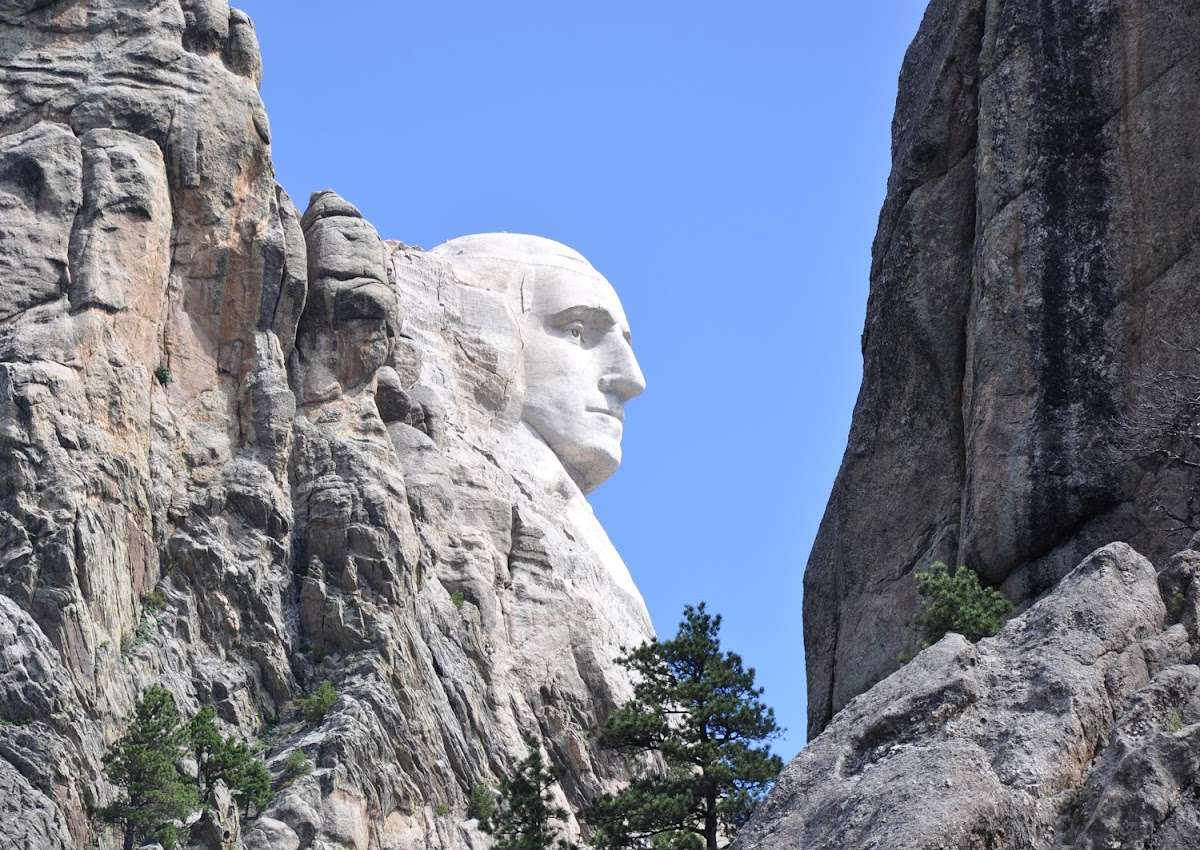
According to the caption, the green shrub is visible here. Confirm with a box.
[435,803,451,817]
[1167,708,1185,733]
[154,365,172,385]
[299,680,337,724]
[914,561,1012,648]
[467,781,496,826]
[122,610,157,656]
[450,590,466,609]
[282,749,313,782]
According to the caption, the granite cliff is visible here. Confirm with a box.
[740,543,1200,849]
[735,0,1200,846]
[805,0,1200,736]
[0,2,652,848]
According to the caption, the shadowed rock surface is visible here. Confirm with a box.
[739,542,1200,849]
[0,3,652,848]
[806,0,1200,736]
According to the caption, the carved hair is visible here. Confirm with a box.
[429,233,600,314]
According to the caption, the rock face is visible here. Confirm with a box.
[0,3,652,849]
[806,0,1200,735]
[739,542,1200,849]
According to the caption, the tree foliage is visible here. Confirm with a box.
[188,706,273,817]
[238,756,273,816]
[282,748,313,783]
[914,561,1012,647]
[583,603,783,850]
[482,735,577,850]
[300,680,338,724]
[100,686,199,850]
[468,781,497,825]
[189,705,224,800]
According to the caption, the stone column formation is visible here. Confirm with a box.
[805,0,1200,737]
[0,2,652,848]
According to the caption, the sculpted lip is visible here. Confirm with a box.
[587,407,624,423]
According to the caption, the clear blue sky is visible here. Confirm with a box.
[238,0,930,759]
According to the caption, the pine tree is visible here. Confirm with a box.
[188,705,224,804]
[237,756,273,817]
[188,705,273,817]
[100,686,200,850]
[483,735,578,850]
[584,604,783,850]
[914,561,1012,647]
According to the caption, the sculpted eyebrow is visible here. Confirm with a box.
[547,305,616,328]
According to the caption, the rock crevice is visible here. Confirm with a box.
[807,0,1200,736]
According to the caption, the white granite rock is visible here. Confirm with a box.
[0,5,652,848]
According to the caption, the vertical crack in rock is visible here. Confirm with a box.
[807,0,1200,740]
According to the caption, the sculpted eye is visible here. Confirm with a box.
[566,322,585,343]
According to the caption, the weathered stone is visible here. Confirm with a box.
[0,122,81,322]
[242,817,300,850]
[191,780,242,850]
[269,216,653,847]
[738,543,1200,850]
[0,7,654,847]
[0,1,303,845]
[807,0,1200,737]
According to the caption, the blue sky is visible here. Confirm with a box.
[238,0,930,758]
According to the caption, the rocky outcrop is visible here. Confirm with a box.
[806,0,1200,735]
[0,3,652,849]
[1,1,297,845]
[739,542,1200,849]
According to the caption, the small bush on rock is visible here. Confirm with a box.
[914,561,1012,648]
[283,749,313,782]
[1167,708,1185,733]
[299,680,337,724]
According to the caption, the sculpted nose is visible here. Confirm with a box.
[600,343,646,403]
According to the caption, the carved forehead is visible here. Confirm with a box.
[431,233,594,279]
[430,233,626,323]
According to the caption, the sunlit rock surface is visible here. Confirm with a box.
[740,543,1200,850]
[0,3,652,847]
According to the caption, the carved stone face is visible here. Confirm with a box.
[519,255,645,494]
[430,234,645,494]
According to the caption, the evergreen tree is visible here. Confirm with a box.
[483,735,577,850]
[237,756,273,817]
[100,687,200,850]
[188,705,224,804]
[914,561,1012,647]
[584,604,783,850]
[468,781,498,825]
[188,705,273,816]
